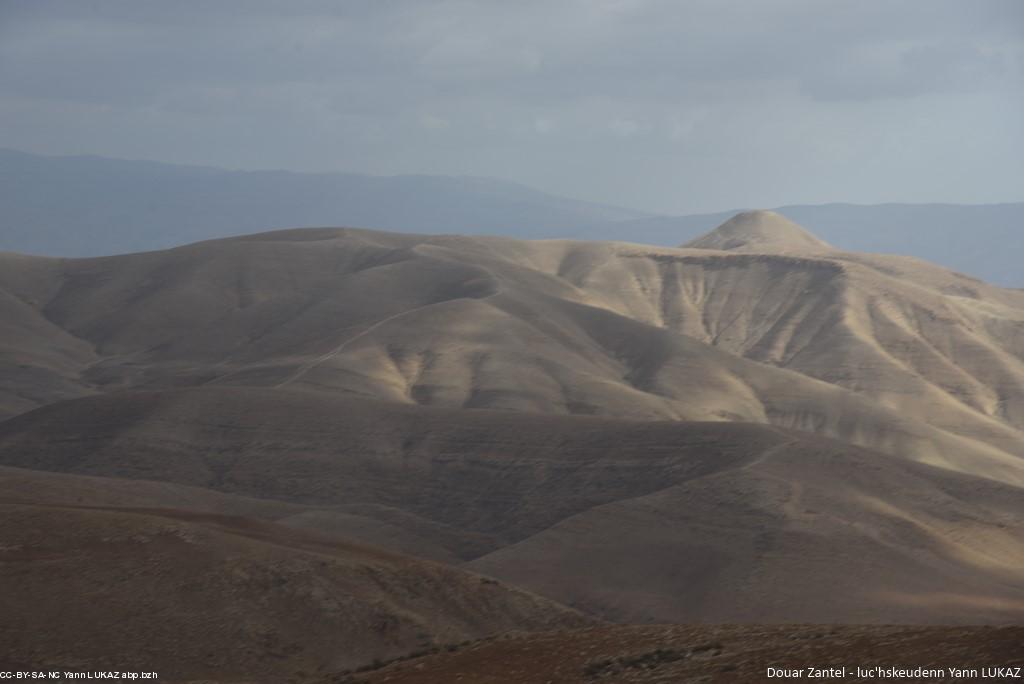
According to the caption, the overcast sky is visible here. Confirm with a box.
[1,1,1021,214]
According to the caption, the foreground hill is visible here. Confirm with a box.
[1,387,1022,625]
[1,217,1022,487]
[0,499,588,679]
[353,624,1024,684]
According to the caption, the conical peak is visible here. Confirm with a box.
[684,210,832,252]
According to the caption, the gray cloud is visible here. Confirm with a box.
[1,0,1021,213]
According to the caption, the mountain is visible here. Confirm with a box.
[2,218,1022,484]
[0,148,646,257]
[591,203,1024,287]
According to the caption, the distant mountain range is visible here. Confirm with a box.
[1,148,1021,286]
[0,147,646,255]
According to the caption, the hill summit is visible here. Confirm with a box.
[683,210,832,252]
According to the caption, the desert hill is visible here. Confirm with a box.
[1,217,1022,486]
[1,386,1022,625]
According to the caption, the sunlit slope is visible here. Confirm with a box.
[550,211,1024,461]
[1,215,1022,481]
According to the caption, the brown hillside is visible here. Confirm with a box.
[0,501,589,680]
[353,624,1024,684]
[1,387,1022,625]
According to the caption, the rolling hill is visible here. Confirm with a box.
[1,215,1022,486]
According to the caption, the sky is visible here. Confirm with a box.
[1,0,1021,215]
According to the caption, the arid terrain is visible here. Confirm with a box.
[3,211,1022,478]
[1,213,1022,681]
[351,624,1024,684]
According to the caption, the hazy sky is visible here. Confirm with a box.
[1,1,1021,214]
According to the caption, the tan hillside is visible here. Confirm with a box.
[0,216,1022,485]
[1,387,1023,625]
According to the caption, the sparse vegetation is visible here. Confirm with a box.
[326,637,490,679]
[583,646,694,678]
